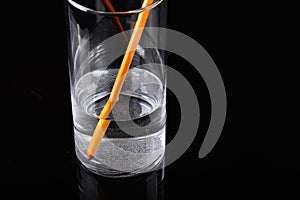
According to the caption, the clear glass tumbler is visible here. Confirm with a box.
[65,0,167,177]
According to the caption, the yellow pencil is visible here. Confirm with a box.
[87,0,154,160]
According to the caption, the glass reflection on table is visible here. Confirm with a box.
[76,160,165,200]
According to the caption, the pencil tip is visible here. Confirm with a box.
[87,154,93,160]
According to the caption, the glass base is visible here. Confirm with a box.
[75,147,165,178]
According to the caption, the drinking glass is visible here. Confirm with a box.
[65,0,167,177]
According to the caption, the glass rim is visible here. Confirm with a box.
[67,0,164,15]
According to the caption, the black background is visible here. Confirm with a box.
[2,0,299,198]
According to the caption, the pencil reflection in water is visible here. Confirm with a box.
[76,159,165,200]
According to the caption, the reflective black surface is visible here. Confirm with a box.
[2,0,299,198]
[76,160,164,200]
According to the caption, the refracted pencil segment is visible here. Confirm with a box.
[86,0,154,160]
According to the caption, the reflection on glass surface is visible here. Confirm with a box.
[76,159,165,200]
